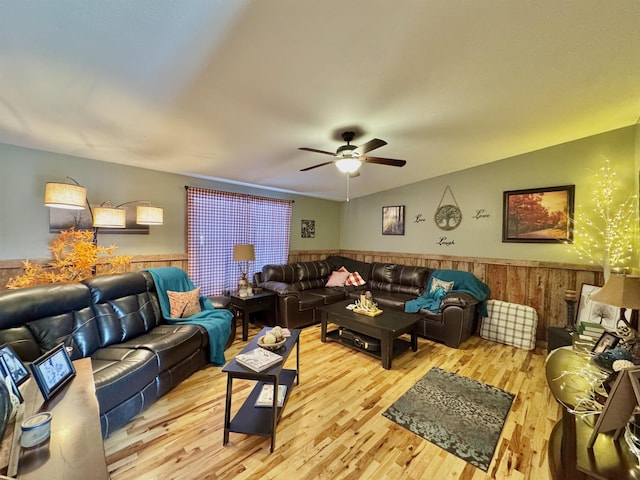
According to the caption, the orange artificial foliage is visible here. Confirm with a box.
[6,228,131,289]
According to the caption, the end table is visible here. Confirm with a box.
[229,290,277,341]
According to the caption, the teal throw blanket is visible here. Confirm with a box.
[145,267,233,366]
[404,269,490,316]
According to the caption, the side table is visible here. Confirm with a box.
[222,327,300,452]
[229,291,277,341]
[546,347,640,479]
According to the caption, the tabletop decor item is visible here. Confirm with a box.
[257,326,289,351]
[353,291,383,316]
[235,347,283,372]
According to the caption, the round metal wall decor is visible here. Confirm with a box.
[434,186,462,230]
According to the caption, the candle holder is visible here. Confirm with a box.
[564,289,578,332]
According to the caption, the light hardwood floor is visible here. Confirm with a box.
[104,323,561,480]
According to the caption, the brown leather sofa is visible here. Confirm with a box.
[258,255,483,348]
[0,271,234,437]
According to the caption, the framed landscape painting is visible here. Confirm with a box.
[502,185,574,243]
[382,206,405,235]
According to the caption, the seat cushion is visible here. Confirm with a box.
[297,291,326,311]
[91,346,157,414]
[118,324,207,372]
[480,299,537,350]
[307,288,346,304]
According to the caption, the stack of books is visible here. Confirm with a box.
[255,384,287,407]
[578,321,606,341]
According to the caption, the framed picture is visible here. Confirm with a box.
[29,343,76,401]
[502,185,574,243]
[576,283,629,330]
[0,346,29,387]
[301,219,315,238]
[382,206,405,235]
[0,356,23,403]
[592,331,621,354]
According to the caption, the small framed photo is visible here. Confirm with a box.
[592,331,621,354]
[382,205,405,235]
[29,343,76,401]
[0,357,22,403]
[0,346,30,386]
[301,219,315,238]
[502,185,574,243]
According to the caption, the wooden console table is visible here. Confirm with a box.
[0,358,108,479]
[546,347,640,479]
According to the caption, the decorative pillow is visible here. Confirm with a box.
[338,266,350,273]
[430,277,454,294]
[326,270,350,287]
[345,271,366,287]
[167,288,202,318]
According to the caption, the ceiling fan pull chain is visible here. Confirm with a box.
[346,175,350,202]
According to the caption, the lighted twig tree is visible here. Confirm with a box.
[570,158,638,280]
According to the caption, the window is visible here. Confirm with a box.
[186,187,292,295]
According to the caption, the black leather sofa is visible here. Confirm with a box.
[259,255,483,348]
[0,271,234,437]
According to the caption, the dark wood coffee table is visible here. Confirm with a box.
[318,300,419,369]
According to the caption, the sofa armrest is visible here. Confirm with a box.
[441,291,478,309]
[260,281,300,297]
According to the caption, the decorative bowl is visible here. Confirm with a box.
[258,335,286,351]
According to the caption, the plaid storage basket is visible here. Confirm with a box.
[480,299,538,350]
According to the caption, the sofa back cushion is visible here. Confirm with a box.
[262,264,297,284]
[326,256,372,281]
[0,282,92,361]
[84,272,162,348]
[369,263,431,297]
[293,261,330,291]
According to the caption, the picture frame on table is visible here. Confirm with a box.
[502,185,574,243]
[29,343,76,401]
[0,356,23,403]
[576,283,629,331]
[592,331,621,354]
[0,345,30,386]
[382,205,405,235]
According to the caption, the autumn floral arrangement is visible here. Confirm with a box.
[6,228,131,289]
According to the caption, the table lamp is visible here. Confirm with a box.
[233,244,255,295]
[590,274,640,333]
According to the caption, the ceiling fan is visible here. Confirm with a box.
[299,131,407,174]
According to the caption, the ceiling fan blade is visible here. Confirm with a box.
[354,138,387,155]
[300,161,335,172]
[363,156,407,167]
[298,147,336,156]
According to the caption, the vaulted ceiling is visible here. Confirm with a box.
[2,1,640,201]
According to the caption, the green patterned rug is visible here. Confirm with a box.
[382,367,514,471]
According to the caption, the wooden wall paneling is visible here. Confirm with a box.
[505,265,528,305]
[546,268,574,330]
[486,264,509,300]
[526,267,548,339]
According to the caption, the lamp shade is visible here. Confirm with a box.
[136,205,164,225]
[93,207,126,228]
[335,158,362,174]
[590,274,640,310]
[44,182,86,210]
[233,244,255,261]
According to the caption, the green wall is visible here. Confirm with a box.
[0,144,340,260]
[1,124,637,267]
[340,125,638,266]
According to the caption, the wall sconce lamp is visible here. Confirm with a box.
[233,244,255,296]
[44,177,163,230]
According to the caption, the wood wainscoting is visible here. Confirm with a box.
[0,249,602,344]
[289,249,603,344]
[0,254,188,292]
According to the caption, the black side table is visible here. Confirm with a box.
[229,291,277,341]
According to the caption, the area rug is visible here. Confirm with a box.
[382,367,514,471]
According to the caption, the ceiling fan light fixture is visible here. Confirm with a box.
[335,158,362,174]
